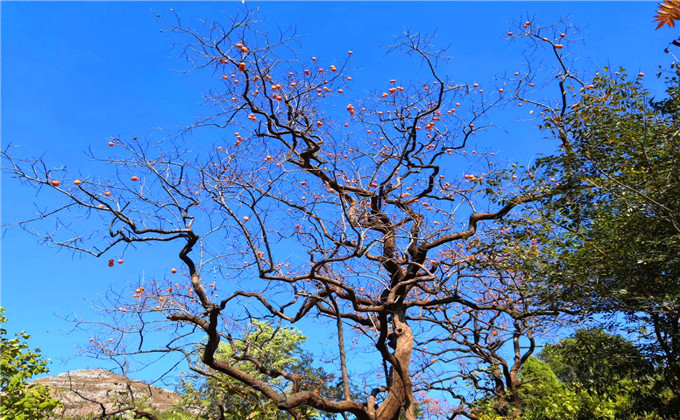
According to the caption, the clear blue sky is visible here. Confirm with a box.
[1,1,673,383]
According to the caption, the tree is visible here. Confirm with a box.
[0,307,62,420]
[525,65,680,387]
[178,320,342,419]
[2,11,597,419]
[477,330,673,420]
[480,57,680,415]
[537,329,677,419]
[540,329,653,394]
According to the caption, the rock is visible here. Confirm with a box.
[32,368,184,418]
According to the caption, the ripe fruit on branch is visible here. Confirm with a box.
[105,191,111,196]
[74,179,82,185]
[555,44,564,49]
[131,176,139,181]
[108,259,114,267]
[108,141,115,146]
[243,216,250,222]
[171,268,177,274]
[238,62,246,71]
[51,180,60,187]
[118,259,124,264]
[638,72,644,77]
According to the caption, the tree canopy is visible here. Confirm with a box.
[0,308,62,420]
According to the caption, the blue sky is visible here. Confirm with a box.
[1,1,674,384]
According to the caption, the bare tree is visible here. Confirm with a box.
[3,10,578,420]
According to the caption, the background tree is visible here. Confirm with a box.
[540,329,653,394]
[476,329,672,420]
[0,307,62,420]
[179,320,343,419]
[483,61,680,417]
[533,65,680,385]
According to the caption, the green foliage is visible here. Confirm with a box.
[535,329,670,419]
[537,65,680,372]
[518,357,564,413]
[487,64,680,393]
[540,328,653,393]
[178,320,342,419]
[475,330,679,419]
[0,307,62,420]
